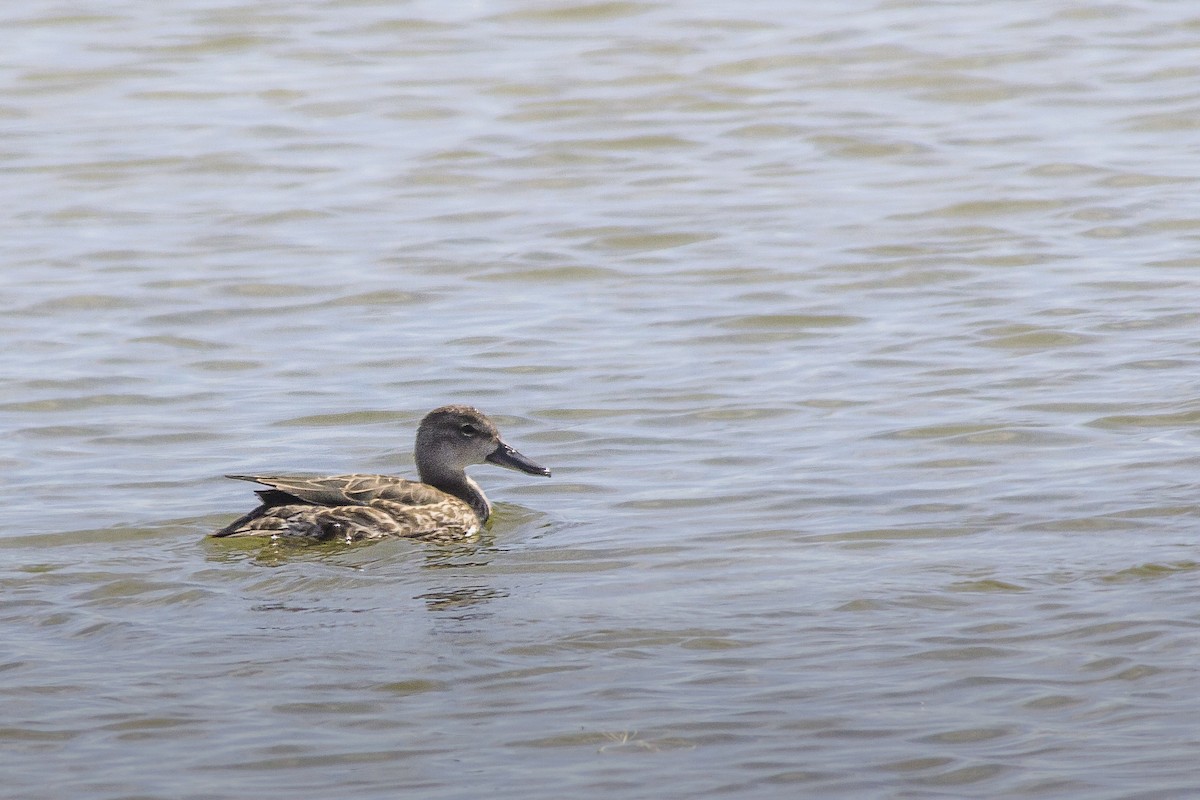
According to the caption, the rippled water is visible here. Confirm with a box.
[4,1,1200,798]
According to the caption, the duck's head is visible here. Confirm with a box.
[415,405,551,481]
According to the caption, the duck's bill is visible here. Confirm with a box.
[487,441,551,477]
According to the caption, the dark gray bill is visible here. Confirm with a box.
[486,441,551,477]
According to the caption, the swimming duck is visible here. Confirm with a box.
[212,405,550,542]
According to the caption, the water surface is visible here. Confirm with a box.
[3,1,1200,798]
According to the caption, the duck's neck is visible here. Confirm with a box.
[419,467,491,522]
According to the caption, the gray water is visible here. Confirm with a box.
[4,1,1200,798]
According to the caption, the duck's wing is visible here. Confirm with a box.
[226,473,448,508]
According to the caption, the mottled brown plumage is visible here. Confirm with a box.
[212,406,550,542]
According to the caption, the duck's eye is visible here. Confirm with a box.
[459,423,478,437]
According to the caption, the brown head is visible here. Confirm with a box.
[415,405,551,486]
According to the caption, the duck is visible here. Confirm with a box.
[212,405,551,542]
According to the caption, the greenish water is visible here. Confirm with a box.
[4,2,1200,798]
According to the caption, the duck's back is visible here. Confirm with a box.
[213,473,480,541]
